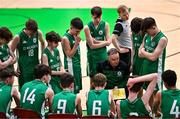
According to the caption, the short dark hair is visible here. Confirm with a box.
[129,82,144,93]
[25,19,38,32]
[131,17,143,34]
[162,70,177,87]
[107,48,119,56]
[34,64,51,79]
[91,6,102,18]
[0,27,13,42]
[92,73,107,87]
[0,68,14,81]
[141,17,156,32]
[71,17,84,30]
[46,31,61,43]
[60,73,74,88]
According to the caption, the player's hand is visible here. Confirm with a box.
[15,67,21,77]
[106,40,111,46]
[127,78,135,90]
[75,36,81,43]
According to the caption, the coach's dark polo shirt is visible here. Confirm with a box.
[97,60,129,89]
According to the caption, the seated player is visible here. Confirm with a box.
[116,73,157,118]
[52,73,82,116]
[0,68,20,117]
[153,70,180,118]
[20,64,54,117]
[86,73,116,116]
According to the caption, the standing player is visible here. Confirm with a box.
[139,17,168,107]
[86,73,116,116]
[0,68,20,118]
[0,27,16,70]
[61,17,83,94]
[112,5,132,69]
[52,73,82,116]
[116,73,157,118]
[84,6,111,80]
[130,17,144,75]
[153,70,180,118]
[20,64,54,117]
[42,31,66,94]
[9,19,45,89]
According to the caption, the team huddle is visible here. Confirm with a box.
[0,4,180,119]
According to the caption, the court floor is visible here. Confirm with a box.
[1,0,180,110]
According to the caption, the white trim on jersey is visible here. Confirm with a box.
[6,99,11,118]
[157,52,163,91]
[67,57,74,76]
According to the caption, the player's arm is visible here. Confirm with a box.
[109,91,116,117]
[0,57,13,69]
[84,25,109,49]
[11,87,20,107]
[75,94,82,116]
[38,30,45,51]
[61,36,79,58]
[58,52,66,73]
[116,100,121,119]
[9,35,20,52]
[45,88,54,112]
[105,22,111,45]
[153,92,162,117]
[140,73,157,104]
[141,38,167,61]
[138,36,145,58]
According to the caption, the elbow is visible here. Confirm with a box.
[149,56,157,61]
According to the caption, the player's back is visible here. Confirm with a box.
[20,80,48,116]
[52,90,76,114]
[120,98,150,118]
[161,89,180,118]
[87,89,110,116]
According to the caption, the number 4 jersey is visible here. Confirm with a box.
[20,80,48,116]
[161,89,180,118]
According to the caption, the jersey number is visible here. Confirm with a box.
[22,88,36,104]
[170,100,180,118]
[57,99,67,114]
[28,49,34,56]
[92,100,102,115]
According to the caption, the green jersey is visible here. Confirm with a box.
[52,90,76,114]
[132,33,144,75]
[120,98,150,118]
[161,89,180,118]
[0,44,13,70]
[0,82,12,117]
[17,30,39,88]
[87,89,110,116]
[63,32,82,93]
[20,80,48,116]
[140,31,166,90]
[87,21,107,76]
[43,47,62,94]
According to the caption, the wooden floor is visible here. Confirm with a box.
[1,0,180,110]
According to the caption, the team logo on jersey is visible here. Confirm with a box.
[151,42,155,47]
[22,40,27,44]
[50,59,53,63]
[33,38,37,43]
[99,30,103,35]
[134,37,138,40]
[117,71,122,76]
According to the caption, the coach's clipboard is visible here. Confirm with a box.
[109,88,126,100]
